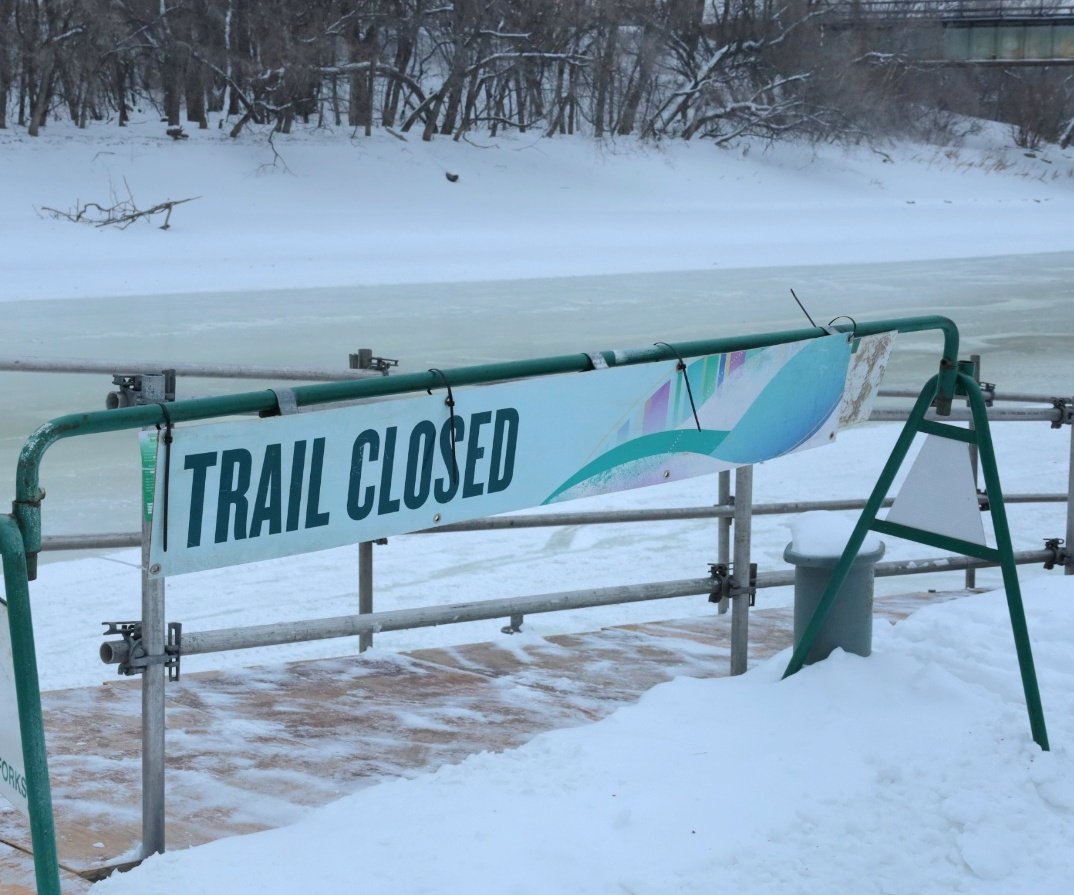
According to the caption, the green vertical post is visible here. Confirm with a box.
[961,374,1049,751]
[0,515,61,895]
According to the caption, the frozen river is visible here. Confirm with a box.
[2,251,1073,548]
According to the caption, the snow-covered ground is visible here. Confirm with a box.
[1,118,1073,892]
[94,579,1074,895]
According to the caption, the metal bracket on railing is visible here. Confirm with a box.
[976,488,990,512]
[349,349,398,375]
[166,622,183,681]
[1043,538,1067,571]
[501,614,524,635]
[979,381,996,407]
[736,562,759,607]
[106,370,176,410]
[707,563,729,604]
[1049,397,1073,429]
[934,357,959,416]
[708,562,756,606]
[102,620,182,681]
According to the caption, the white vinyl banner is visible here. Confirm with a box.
[0,600,29,816]
[149,333,893,578]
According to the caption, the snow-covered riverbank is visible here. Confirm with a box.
[2,118,1073,302]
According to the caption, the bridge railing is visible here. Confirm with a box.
[823,1,1074,22]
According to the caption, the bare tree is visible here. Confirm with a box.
[1,0,1067,149]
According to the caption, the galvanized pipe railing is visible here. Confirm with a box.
[38,493,1066,550]
[871,407,1067,423]
[878,386,1064,404]
[0,356,386,382]
[98,547,1061,666]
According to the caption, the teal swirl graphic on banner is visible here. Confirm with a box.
[544,336,850,503]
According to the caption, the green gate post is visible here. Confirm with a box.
[0,514,62,895]
[783,368,1050,752]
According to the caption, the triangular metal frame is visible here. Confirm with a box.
[783,366,1050,751]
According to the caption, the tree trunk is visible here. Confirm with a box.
[0,14,8,128]
[348,69,370,127]
[421,89,443,141]
[27,62,54,137]
[17,66,27,127]
[115,61,128,126]
[186,66,208,128]
[383,37,413,126]
[162,51,183,127]
[366,56,375,135]
[227,82,241,117]
[593,2,620,138]
[514,67,526,133]
[0,0,10,127]
[618,23,660,135]
[547,61,567,135]
[439,82,461,135]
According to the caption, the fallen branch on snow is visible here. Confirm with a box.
[40,183,199,230]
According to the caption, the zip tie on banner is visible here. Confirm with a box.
[427,368,459,486]
[654,342,701,431]
[155,403,174,552]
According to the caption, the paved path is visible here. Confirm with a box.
[0,590,961,892]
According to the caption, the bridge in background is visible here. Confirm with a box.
[824,1,1074,65]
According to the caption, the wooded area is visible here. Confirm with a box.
[1,1,1071,146]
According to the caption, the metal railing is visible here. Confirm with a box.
[824,1,1074,22]
[4,318,1073,878]
[0,355,388,383]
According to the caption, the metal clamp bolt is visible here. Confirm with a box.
[707,563,729,604]
[101,620,183,681]
[1049,397,1073,430]
[708,562,757,606]
[1043,538,1067,571]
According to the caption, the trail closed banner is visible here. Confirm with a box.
[147,332,894,578]
[0,599,29,816]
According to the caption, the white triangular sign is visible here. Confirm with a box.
[885,434,988,546]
